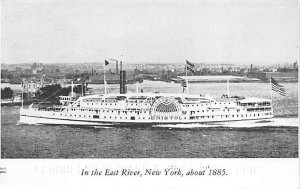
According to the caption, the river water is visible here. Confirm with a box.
[1,81,298,158]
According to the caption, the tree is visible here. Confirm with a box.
[73,84,87,95]
[1,87,14,99]
[35,84,64,100]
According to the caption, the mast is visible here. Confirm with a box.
[21,79,23,108]
[185,65,189,94]
[71,80,74,97]
[104,61,107,94]
[270,74,272,100]
[81,82,83,96]
[227,79,230,97]
[84,81,87,96]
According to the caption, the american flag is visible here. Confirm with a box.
[186,60,195,73]
[271,77,286,96]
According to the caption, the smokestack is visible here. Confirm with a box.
[120,70,126,94]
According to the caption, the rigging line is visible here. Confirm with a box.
[36,85,68,107]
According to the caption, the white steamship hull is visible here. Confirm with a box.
[20,93,274,127]
[19,113,273,127]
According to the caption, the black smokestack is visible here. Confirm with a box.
[120,70,126,94]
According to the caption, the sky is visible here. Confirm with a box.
[1,0,299,64]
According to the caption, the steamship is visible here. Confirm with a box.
[20,66,274,126]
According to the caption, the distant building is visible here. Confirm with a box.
[248,71,298,81]
[176,75,260,82]
[89,72,136,84]
[22,78,49,96]
[270,69,277,72]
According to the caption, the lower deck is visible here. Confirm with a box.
[20,107,274,126]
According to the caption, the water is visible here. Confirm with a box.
[1,82,298,158]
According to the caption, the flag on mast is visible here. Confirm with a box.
[271,77,286,96]
[105,60,109,66]
[186,60,195,73]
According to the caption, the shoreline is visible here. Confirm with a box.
[1,79,298,86]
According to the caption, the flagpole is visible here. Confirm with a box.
[71,80,74,98]
[104,61,107,94]
[84,81,87,96]
[270,75,272,100]
[81,82,83,96]
[186,64,188,94]
[227,79,229,98]
[21,79,23,108]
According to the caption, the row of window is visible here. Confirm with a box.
[70,109,148,114]
[53,112,272,120]
[182,102,233,107]
[190,112,272,119]
[65,107,271,115]
[82,102,271,109]
[83,102,235,107]
[85,102,150,106]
